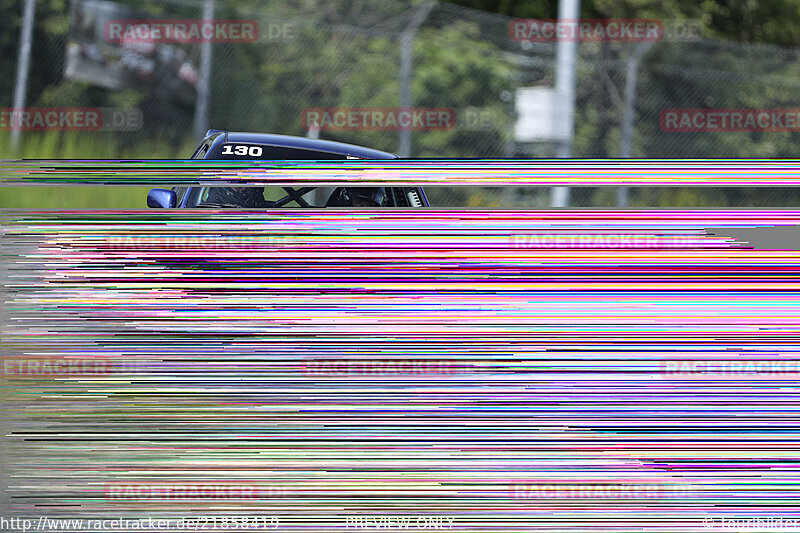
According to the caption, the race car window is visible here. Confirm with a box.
[192,186,318,208]
[173,187,189,204]
[189,186,417,208]
[192,143,210,159]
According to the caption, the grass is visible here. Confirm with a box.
[0,131,195,208]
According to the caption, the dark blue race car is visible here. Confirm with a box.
[147,130,428,208]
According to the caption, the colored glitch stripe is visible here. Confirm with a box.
[7,159,800,185]
[4,209,800,530]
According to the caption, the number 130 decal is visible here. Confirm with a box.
[220,144,264,157]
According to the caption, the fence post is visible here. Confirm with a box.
[193,0,214,142]
[551,0,581,207]
[398,1,436,157]
[10,0,36,153]
[618,40,654,207]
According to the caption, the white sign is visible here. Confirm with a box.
[514,86,570,142]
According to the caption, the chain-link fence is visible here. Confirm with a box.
[5,0,800,207]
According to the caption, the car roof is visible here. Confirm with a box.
[210,131,398,159]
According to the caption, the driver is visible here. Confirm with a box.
[325,187,387,208]
[205,187,388,207]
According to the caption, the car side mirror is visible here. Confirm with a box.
[147,189,177,208]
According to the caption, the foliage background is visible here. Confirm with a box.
[2,0,800,207]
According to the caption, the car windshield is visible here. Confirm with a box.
[186,186,409,208]
[187,186,328,208]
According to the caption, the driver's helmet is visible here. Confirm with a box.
[324,187,387,207]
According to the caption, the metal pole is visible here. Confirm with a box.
[551,0,581,207]
[10,0,36,153]
[0,224,9,518]
[194,0,214,142]
[618,41,654,207]
[398,1,436,157]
